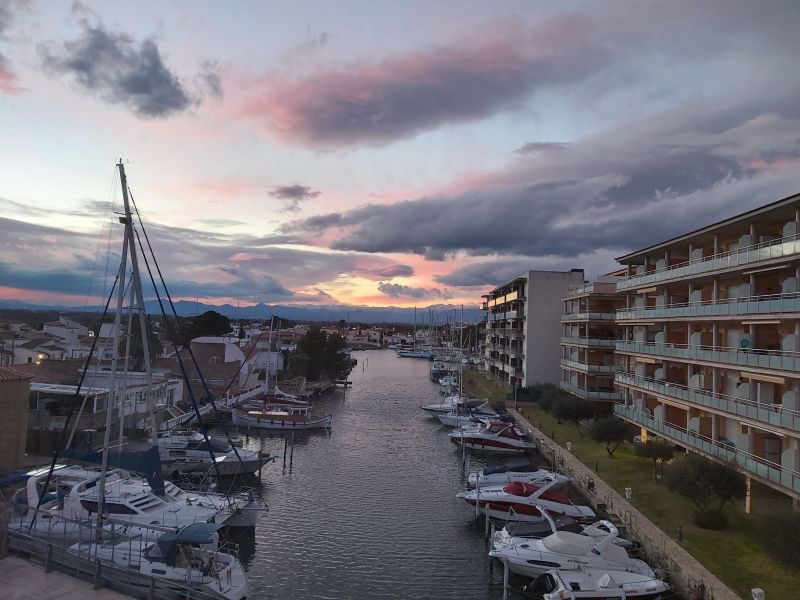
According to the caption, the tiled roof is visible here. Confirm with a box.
[0,366,33,381]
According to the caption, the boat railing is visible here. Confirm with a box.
[6,524,237,600]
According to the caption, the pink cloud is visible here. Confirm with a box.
[0,68,21,94]
[238,15,603,148]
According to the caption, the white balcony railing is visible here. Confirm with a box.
[561,359,620,374]
[615,372,800,432]
[561,312,616,322]
[561,380,620,400]
[617,233,800,290]
[617,291,800,321]
[561,336,617,347]
[614,403,800,494]
[615,340,800,372]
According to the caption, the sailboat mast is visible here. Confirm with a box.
[118,164,156,443]
[95,161,131,539]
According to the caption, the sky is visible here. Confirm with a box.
[1,0,800,309]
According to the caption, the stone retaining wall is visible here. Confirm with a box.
[510,408,742,600]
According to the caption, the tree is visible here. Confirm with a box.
[589,417,631,456]
[664,453,746,529]
[536,384,562,411]
[551,395,594,437]
[191,311,232,338]
[287,326,353,381]
[634,440,675,482]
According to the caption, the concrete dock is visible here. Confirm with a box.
[0,556,130,600]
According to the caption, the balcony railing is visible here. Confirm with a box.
[561,336,617,347]
[561,380,620,400]
[614,404,800,494]
[615,340,800,372]
[488,327,524,338]
[561,311,616,322]
[561,359,620,374]
[617,232,800,290]
[617,291,800,321]
[615,372,800,432]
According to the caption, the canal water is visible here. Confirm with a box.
[222,349,511,599]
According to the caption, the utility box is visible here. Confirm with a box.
[751,588,765,600]
[624,487,633,501]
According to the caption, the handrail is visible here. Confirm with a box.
[617,339,800,358]
[619,231,800,281]
[615,403,800,479]
[616,371,800,419]
[618,290,800,313]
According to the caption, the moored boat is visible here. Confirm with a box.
[456,478,595,521]
[232,404,332,430]
[448,420,536,454]
[525,569,670,600]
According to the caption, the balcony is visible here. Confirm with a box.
[614,404,800,495]
[617,291,800,321]
[489,327,524,338]
[561,311,616,322]
[561,336,617,348]
[615,372,800,433]
[617,233,800,290]
[615,341,800,373]
[488,312,505,322]
[561,380,620,401]
[560,359,620,374]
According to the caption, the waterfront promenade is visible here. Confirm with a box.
[510,408,742,600]
[0,555,130,600]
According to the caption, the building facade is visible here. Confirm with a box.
[613,193,800,507]
[0,366,31,474]
[484,269,585,387]
[560,279,623,404]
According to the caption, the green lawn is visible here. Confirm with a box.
[517,403,800,599]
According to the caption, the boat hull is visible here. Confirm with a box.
[232,410,332,430]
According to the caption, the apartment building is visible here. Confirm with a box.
[560,278,624,404]
[612,192,800,507]
[483,269,585,387]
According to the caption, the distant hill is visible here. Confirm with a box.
[0,298,484,324]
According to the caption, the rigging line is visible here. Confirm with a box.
[128,191,253,485]
[65,275,134,450]
[132,225,226,486]
[29,273,119,531]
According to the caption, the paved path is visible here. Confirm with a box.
[511,408,743,600]
[0,556,131,600]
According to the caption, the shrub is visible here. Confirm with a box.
[634,440,675,482]
[551,394,594,437]
[589,417,629,456]
[664,454,746,529]
[537,384,562,411]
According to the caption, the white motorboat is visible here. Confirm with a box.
[467,465,570,489]
[422,394,466,414]
[19,464,264,530]
[448,420,536,454]
[526,569,670,600]
[436,402,498,427]
[489,523,654,579]
[494,512,636,549]
[68,523,247,600]
[456,477,595,521]
[438,374,459,387]
[397,348,432,359]
[232,403,332,430]
[157,431,271,476]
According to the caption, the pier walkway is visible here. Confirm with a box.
[1,555,130,600]
[510,408,742,600]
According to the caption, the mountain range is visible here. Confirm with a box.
[0,298,484,324]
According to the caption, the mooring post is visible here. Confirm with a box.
[475,480,480,517]
[484,510,490,538]
[502,558,509,600]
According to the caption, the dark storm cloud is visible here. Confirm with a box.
[268,183,321,212]
[284,99,800,266]
[40,18,194,118]
[377,282,453,300]
[243,14,608,148]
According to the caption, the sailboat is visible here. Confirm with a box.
[22,161,252,597]
[397,307,432,358]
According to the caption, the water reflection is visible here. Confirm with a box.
[216,350,514,599]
